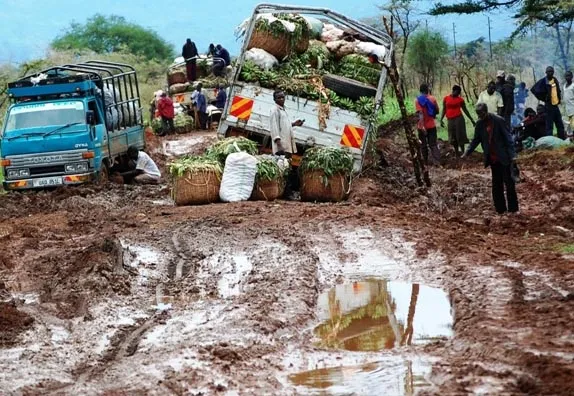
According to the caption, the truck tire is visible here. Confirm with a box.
[322,74,377,101]
[97,160,110,184]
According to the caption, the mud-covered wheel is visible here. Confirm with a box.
[97,160,110,184]
[322,74,377,101]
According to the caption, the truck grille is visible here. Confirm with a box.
[7,149,86,167]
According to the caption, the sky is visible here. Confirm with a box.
[0,0,517,65]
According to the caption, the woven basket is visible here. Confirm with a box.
[167,70,187,86]
[250,178,285,201]
[172,170,221,205]
[169,83,189,95]
[247,29,309,59]
[300,170,350,203]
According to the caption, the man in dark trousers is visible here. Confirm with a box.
[532,66,565,139]
[157,93,175,136]
[182,39,199,82]
[462,103,518,214]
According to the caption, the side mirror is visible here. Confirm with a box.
[86,110,95,126]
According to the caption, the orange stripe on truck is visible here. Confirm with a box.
[230,96,254,120]
[340,124,365,149]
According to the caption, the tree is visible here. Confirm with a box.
[406,30,449,88]
[52,14,174,62]
[363,0,421,93]
[430,1,574,69]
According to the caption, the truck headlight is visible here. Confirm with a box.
[7,169,18,179]
[19,169,30,177]
[66,162,88,173]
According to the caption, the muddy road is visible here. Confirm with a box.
[1,131,573,395]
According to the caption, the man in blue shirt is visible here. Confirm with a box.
[212,44,231,77]
[215,85,227,109]
[194,83,208,130]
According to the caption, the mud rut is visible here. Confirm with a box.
[1,133,574,395]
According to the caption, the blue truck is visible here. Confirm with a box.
[0,61,144,190]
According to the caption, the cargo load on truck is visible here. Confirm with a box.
[1,61,144,190]
[218,4,393,172]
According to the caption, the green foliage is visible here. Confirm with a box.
[300,147,354,177]
[406,30,449,85]
[430,1,574,36]
[206,137,259,164]
[377,93,415,125]
[255,157,288,181]
[558,244,574,254]
[254,14,310,51]
[337,54,382,86]
[51,14,174,61]
[168,155,223,177]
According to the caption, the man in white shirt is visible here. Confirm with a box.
[477,81,504,116]
[563,71,574,136]
[121,146,161,184]
[269,90,304,157]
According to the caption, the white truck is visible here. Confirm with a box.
[217,4,393,171]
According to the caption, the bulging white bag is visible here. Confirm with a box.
[220,152,258,202]
[245,48,279,71]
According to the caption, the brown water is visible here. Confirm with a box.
[288,279,451,395]
[289,358,431,396]
[314,279,452,351]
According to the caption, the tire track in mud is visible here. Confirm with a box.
[54,312,166,395]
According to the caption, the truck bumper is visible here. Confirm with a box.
[3,173,94,190]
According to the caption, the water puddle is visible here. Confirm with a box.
[218,255,253,299]
[314,280,452,351]
[289,358,431,396]
[163,136,207,157]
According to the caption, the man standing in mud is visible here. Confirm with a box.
[462,103,518,214]
[270,90,304,199]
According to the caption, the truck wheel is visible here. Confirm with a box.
[322,74,377,101]
[97,161,110,184]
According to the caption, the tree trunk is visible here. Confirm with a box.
[555,24,570,71]
[386,52,430,188]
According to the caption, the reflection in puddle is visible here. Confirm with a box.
[315,280,452,351]
[289,358,431,396]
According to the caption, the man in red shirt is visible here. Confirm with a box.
[462,103,518,214]
[157,92,175,136]
[415,84,440,165]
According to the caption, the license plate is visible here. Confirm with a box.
[33,177,63,187]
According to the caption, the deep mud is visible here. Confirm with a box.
[1,129,573,395]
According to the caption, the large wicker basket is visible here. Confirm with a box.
[247,29,309,60]
[250,178,285,201]
[172,170,221,205]
[300,170,350,203]
[167,70,187,86]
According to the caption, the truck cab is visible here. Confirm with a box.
[1,61,144,190]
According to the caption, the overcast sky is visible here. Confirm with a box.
[0,0,516,64]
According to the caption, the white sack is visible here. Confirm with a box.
[321,23,345,43]
[220,152,258,202]
[356,42,387,60]
[244,48,278,71]
[326,40,357,58]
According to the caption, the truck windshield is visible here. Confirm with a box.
[4,101,85,134]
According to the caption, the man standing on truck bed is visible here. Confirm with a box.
[120,146,161,185]
[270,90,304,198]
[157,93,175,136]
[182,39,199,82]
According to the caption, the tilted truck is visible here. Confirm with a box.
[218,4,393,171]
[0,61,143,190]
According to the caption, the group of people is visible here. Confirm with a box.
[181,39,231,82]
[416,65,574,215]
